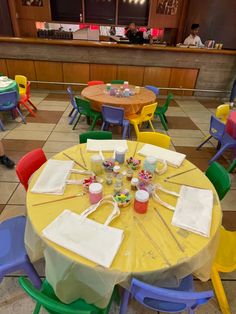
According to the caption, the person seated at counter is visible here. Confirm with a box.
[125,23,144,44]
[183,24,204,47]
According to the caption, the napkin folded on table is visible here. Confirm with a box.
[172,186,213,237]
[42,209,124,268]
[0,81,12,88]
[138,144,186,168]
[86,139,128,152]
[31,159,74,195]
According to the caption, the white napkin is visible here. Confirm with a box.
[42,209,124,268]
[86,139,128,152]
[0,81,12,88]
[138,144,186,168]
[31,160,74,195]
[172,186,213,237]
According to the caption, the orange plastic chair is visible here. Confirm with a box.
[127,103,157,137]
[211,227,236,314]
[88,81,104,86]
[16,148,47,191]
[18,82,37,117]
[215,104,230,124]
[137,131,171,149]
[15,75,27,96]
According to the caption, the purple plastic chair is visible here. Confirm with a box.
[0,216,41,289]
[145,85,160,96]
[120,276,213,314]
[101,105,130,139]
[197,115,226,150]
[66,86,79,125]
[0,91,26,131]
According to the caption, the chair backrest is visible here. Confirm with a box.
[15,75,27,94]
[16,148,47,191]
[102,105,124,124]
[215,104,230,123]
[25,81,31,98]
[140,103,157,121]
[137,132,171,149]
[18,277,91,314]
[130,278,213,313]
[80,131,112,144]
[87,80,104,86]
[0,91,18,109]
[209,115,226,140]
[111,80,125,84]
[66,86,77,109]
[145,85,160,96]
[162,93,174,113]
[75,96,91,115]
[205,162,231,200]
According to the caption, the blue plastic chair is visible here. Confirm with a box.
[101,105,130,139]
[66,86,79,125]
[119,276,213,314]
[197,115,226,150]
[0,216,41,289]
[145,85,160,96]
[209,131,236,164]
[0,91,26,131]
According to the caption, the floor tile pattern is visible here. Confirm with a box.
[0,91,235,313]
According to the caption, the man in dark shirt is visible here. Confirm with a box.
[126,23,144,44]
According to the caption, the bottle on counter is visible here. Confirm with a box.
[143,156,158,174]
[131,177,139,190]
[115,147,126,164]
[90,154,103,175]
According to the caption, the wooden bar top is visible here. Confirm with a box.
[1,37,236,55]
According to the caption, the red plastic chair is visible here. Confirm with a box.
[87,80,104,86]
[18,82,37,117]
[16,148,47,191]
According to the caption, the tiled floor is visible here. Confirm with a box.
[0,91,236,314]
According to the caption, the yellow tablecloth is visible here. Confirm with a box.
[25,141,222,308]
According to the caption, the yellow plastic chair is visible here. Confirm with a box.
[15,75,27,96]
[211,226,236,314]
[137,131,171,149]
[127,103,157,137]
[215,104,230,124]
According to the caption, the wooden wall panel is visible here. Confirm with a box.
[117,66,144,86]
[6,59,37,88]
[90,64,117,83]
[63,63,89,91]
[34,61,63,90]
[169,68,199,95]
[15,0,51,20]
[18,19,37,37]
[0,59,8,76]
[143,67,171,95]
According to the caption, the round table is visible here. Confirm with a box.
[81,84,156,116]
[26,141,222,308]
[0,78,18,94]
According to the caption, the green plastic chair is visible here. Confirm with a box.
[155,93,174,131]
[74,96,102,131]
[80,131,112,144]
[205,162,231,200]
[111,80,125,84]
[228,159,236,173]
[19,277,118,314]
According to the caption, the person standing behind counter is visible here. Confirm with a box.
[125,23,144,44]
[184,24,204,47]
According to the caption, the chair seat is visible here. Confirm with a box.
[41,279,106,314]
[0,216,27,267]
[127,114,150,125]
[19,87,25,96]
[0,102,16,111]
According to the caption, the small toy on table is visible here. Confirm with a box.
[114,189,132,208]
[138,170,153,184]
[83,176,97,190]
[126,157,141,170]
[103,159,115,172]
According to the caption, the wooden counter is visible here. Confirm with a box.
[0,37,236,55]
[0,37,235,96]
